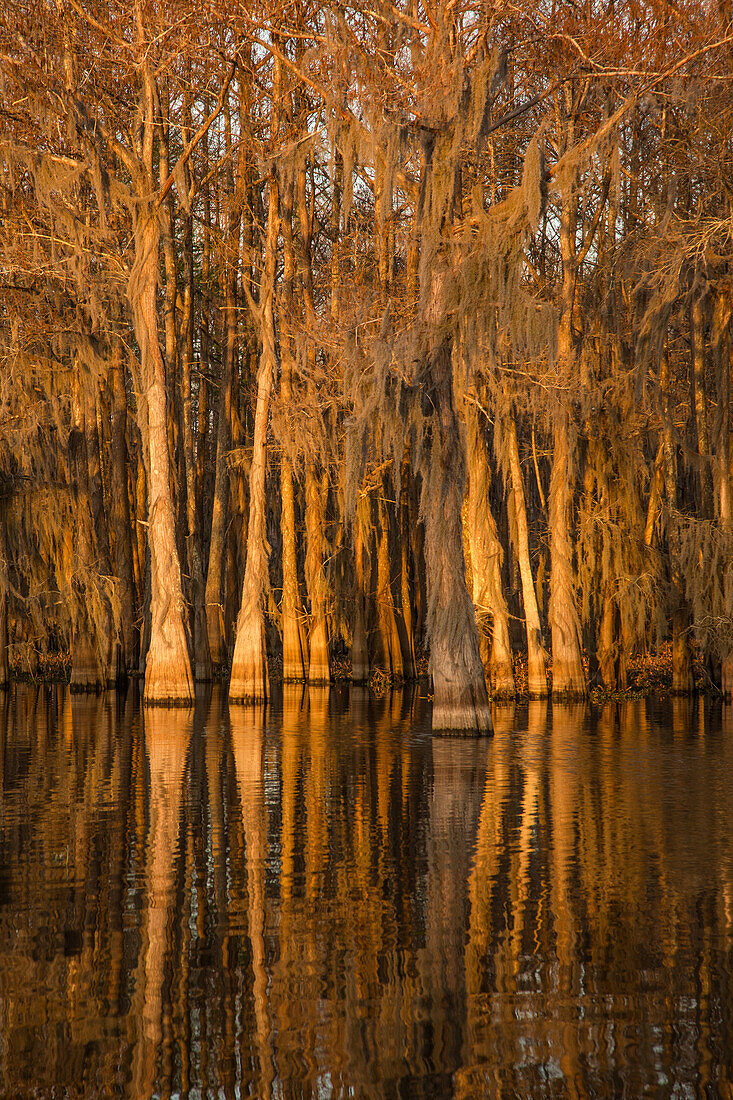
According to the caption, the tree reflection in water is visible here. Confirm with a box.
[0,685,732,1098]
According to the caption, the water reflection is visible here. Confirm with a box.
[0,687,731,1097]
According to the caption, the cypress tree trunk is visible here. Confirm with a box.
[160,118,210,683]
[465,404,515,696]
[0,588,7,689]
[69,381,105,692]
[658,346,694,693]
[399,444,417,679]
[108,345,138,672]
[421,336,492,735]
[548,415,586,696]
[550,123,587,699]
[713,296,732,523]
[0,517,8,688]
[305,465,331,684]
[203,333,232,669]
[280,178,308,681]
[83,380,116,683]
[373,494,403,678]
[598,589,619,691]
[228,333,272,702]
[202,268,234,668]
[672,607,693,694]
[723,653,733,699]
[715,298,733,695]
[229,159,279,703]
[505,415,547,696]
[130,211,194,704]
[351,500,369,682]
[691,284,714,518]
[281,452,308,681]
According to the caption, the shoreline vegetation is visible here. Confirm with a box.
[6,645,722,705]
[1,3,733,731]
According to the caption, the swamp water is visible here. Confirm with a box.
[0,684,731,1099]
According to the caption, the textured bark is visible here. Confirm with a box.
[713,296,732,523]
[351,503,369,682]
[0,515,7,687]
[659,346,694,695]
[204,110,241,672]
[228,335,272,700]
[598,589,619,691]
[280,177,308,682]
[130,212,194,704]
[69,386,106,692]
[84,386,112,577]
[372,494,404,678]
[465,404,515,697]
[305,465,331,684]
[722,652,733,700]
[671,607,693,694]
[548,415,587,697]
[159,115,210,683]
[133,444,146,615]
[281,456,308,681]
[229,165,279,703]
[506,416,547,696]
[203,332,232,668]
[549,124,587,699]
[70,628,105,693]
[398,445,417,679]
[691,286,714,518]
[422,336,492,735]
[108,346,138,672]
[0,589,7,689]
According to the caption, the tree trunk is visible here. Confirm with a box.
[505,415,547,696]
[373,493,403,678]
[84,378,117,682]
[69,397,105,692]
[421,335,491,734]
[228,339,272,702]
[672,606,693,694]
[398,444,417,679]
[465,403,515,696]
[722,652,733,700]
[281,455,308,680]
[203,333,233,669]
[598,588,618,691]
[548,414,587,697]
[129,211,194,704]
[204,103,242,673]
[549,127,587,699]
[279,177,308,682]
[229,165,279,702]
[305,465,331,684]
[351,499,369,682]
[0,589,7,689]
[108,345,139,672]
[692,285,714,518]
[0,538,6,687]
[0,518,10,687]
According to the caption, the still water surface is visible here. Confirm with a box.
[0,684,731,1098]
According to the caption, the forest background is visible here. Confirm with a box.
[0,0,732,732]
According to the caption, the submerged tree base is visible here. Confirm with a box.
[229,613,269,703]
[432,704,493,736]
[489,657,516,699]
[432,685,493,736]
[143,647,195,706]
